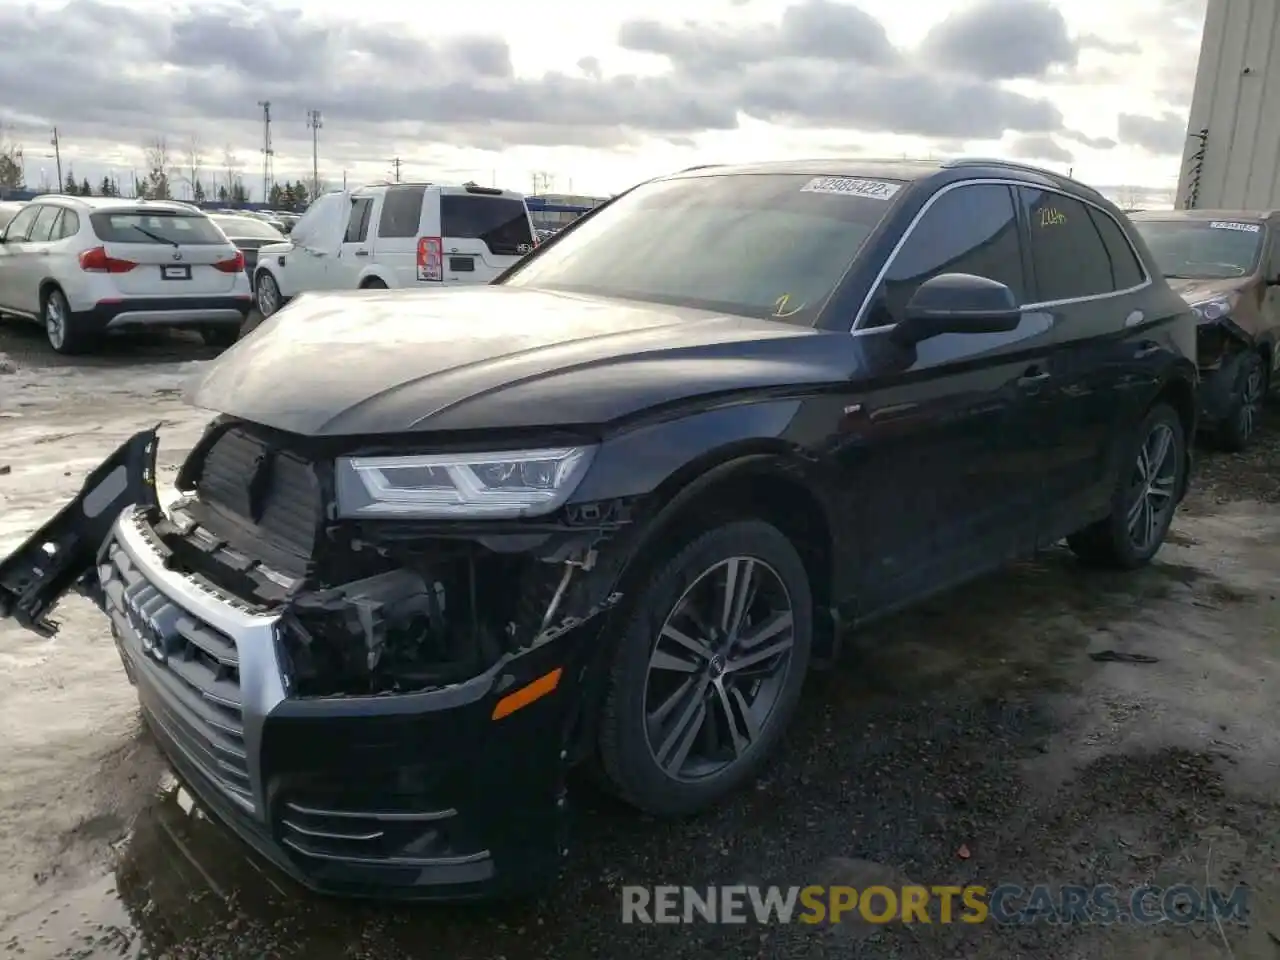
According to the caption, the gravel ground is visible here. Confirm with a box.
[1,319,1279,960]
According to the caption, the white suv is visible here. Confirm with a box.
[0,196,253,354]
[253,182,535,317]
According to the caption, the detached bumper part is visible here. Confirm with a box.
[100,507,585,899]
[0,429,159,636]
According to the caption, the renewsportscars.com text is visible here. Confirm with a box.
[621,884,1249,926]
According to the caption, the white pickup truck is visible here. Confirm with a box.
[252,182,537,317]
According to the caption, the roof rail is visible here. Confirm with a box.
[678,164,724,172]
[941,156,1104,195]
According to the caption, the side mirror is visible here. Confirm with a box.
[891,273,1022,347]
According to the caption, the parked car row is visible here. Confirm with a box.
[3,157,1270,905]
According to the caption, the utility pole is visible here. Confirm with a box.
[306,109,322,199]
[50,127,62,189]
[389,157,402,182]
[257,100,273,202]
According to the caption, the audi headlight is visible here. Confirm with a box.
[335,446,595,519]
[1190,295,1234,322]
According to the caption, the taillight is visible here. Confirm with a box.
[78,246,137,273]
[214,250,246,273]
[417,236,443,282]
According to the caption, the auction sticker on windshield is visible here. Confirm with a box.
[801,177,902,200]
[1208,221,1261,232]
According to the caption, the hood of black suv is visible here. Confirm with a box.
[188,287,838,436]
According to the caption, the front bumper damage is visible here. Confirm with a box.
[1195,317,1256,425]
[7,428,631,900]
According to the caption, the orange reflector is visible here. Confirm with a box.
[491,668,563,720]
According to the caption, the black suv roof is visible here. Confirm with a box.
[667,157,1109,207]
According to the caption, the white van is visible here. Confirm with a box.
[252,183,536,316]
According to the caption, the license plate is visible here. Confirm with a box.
[161,265,191,280]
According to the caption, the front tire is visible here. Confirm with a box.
[42,287,92,355]
[1215,351,1266,452]
[1068,403,1186,569]
[597,519,813,816]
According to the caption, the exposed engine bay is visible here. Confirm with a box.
[147,419,632,698]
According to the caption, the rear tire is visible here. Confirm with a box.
[255,271,282,317]
[200,325,239,348]
[597,519,812,816]
[1067,403,1185,569]
[42,287,93,355]
[1215,351,1266,452]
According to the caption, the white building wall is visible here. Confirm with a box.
[1177,0,1280,209]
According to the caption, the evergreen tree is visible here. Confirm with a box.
[63,168,79,194]
[80,177,92,196]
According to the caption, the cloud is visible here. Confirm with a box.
[1078,34,1140,56]
[1117,111,1188,155]
[1062,129,1118,150]
[0,0,1071,166]
[1008,134,1073,164]
[919,0,1078,80]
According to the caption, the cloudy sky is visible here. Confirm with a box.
[0,0,1205,201]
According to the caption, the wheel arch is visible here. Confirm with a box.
[1150,369,1196,501]
[567,443,840,766]
[358,267,394,289]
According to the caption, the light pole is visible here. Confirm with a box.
[306,109,322,199]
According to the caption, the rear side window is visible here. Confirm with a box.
[864,183,1025,328]
[26,206,61,242]
[90,211,226,245]
[441,195,533,255]
[377,186,426,239]
[344,198,373,243]
[1019,189,1115,301]
[1088,209,1145,290]
[3,205,39,240]
[52,209,80,240]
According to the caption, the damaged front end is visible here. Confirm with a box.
[0,418,639,899]
[1188,295,1258,424]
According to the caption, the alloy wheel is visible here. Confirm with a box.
[1236,362,1264,441]
[45,294,66,351]
[1126,422,1178,553]
[642,556,796,782]
[257,275,279,316]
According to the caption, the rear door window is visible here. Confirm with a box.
[90,211,226,245]
[1019,189,1116,301]
[344,198,373,243]
[441,195,533,255]
[26,206,61,243]
[377,186,427,239]
[863,183,1025,328]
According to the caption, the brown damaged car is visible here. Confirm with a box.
[1130,209,1280,450]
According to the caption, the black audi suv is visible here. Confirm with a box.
[0,158,1197,900]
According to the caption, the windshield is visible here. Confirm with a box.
[501,173,900,324]
[1132,219,1265,279]
[90,210,227,245]
[212,216,285,240]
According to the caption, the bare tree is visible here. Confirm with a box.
[183,134,204,201]
[1117,185,1143,211]
[142,136,173,199]
[0,126,25,191]
[222,144,241,196]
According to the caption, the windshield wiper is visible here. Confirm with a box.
[128,224,179,247]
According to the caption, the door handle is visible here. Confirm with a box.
[1017,370,1051,387]
[354,249,369,257]
[1134,341,1161,359]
